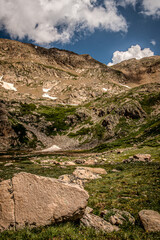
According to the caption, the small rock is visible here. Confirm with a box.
[123,154,151,163]
[81,212,119,232]
[85,207,93,214]
[139,210,160,232]
[41,166,51,169]
[4,163,13,167]
[59,166,67,169]
[63,161,76,166]
[134,154,151,162]
[117,150,123,154]
[73,167,107,180]
[58,174,84,188]
[74,159,86,164]
[102,209,135,225]
[112,169,120,173]
[84,159,98,165]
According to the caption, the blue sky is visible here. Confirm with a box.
[0,0,159,65]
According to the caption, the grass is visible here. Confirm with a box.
[20,103,36,115]
[0,146,160,239]
[1,222,160,240]
[68,127,91,137]
[36,105,76,135]
[140,92,160,114]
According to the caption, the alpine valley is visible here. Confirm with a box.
[0,38,159,151]
[0,39,160,240]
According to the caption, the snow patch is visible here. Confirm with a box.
[102,88,108,92]
[42,145,61,152]
[43,88,51,93]
[42,93,57,100]
[0,76,17,91]
[119,83,131,89]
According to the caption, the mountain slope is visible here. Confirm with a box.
[0,38,128,105]
[111,56,160,87]
[0,39,159,151]
[0,82,159,151]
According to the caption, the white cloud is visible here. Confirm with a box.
[0,0,128,44]
[142,0,160,17]
[108,44,154,66]
[150,40,156,46]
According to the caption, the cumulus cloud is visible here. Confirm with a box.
[150,40,156,46]
[0,0,128,44]
[142,0,160,17]
[108,44,154,66]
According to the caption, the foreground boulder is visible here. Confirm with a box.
[0,172,89,231]
[0,179,15,231]
[123,154,151,163]
[81,207,119,233]
[139,210,160,232]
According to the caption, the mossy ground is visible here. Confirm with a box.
[0,146,160,240]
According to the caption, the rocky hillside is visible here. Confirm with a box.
[0,82,159,151]
[112,56,160,87]
[0,39,159,151]
[0,38,128,105]
[1,39,159,105]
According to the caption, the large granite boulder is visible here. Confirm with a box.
[0,172,89,231]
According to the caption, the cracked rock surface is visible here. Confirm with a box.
[0,172,89,231]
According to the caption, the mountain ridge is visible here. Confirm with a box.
[0,38,159,151]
